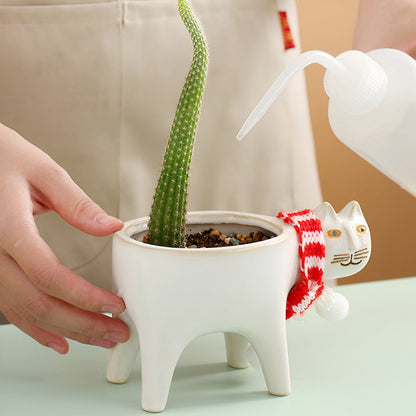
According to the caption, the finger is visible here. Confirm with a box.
[28,159,123,236]
[0,283,117,352]
[0,251,129,345]
[0,200,125,315]
[0,285,69,354]
[13,239,124,316]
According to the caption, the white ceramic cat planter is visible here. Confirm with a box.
[106,201,371,413]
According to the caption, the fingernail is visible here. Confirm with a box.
[95,213,123,227]
[48,342,67,355]
[90,338,116,349]
[95,213,113,226]
[104,331,128,343]
[102,303,125,315]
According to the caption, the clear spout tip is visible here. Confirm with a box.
[236,112,262,141]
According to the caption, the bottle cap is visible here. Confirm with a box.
[324,50,388,115]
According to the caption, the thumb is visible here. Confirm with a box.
[34,165,124,236]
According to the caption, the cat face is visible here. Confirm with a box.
[314,201,371,280]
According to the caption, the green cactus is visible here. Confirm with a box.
[147,0,209,247]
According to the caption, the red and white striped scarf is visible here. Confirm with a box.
[277,209,326,319]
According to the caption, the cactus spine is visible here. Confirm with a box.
[147,0,209,247]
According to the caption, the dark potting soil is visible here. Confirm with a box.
[185,228,272,248]
[142,228,273,248]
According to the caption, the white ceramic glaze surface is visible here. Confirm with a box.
[106,206,371,413]
[107,211,298,412]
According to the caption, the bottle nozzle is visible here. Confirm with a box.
[237,50,346,141]
[237,49,388,140]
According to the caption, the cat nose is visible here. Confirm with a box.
[345,226,359,251]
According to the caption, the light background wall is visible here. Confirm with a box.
[296,0,416,284]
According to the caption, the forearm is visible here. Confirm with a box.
[354,0,416,54]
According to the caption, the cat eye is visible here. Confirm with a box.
[356,225,367,234]
[327,229,341,238]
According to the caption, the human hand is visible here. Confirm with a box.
[0,123,129,354]
[354,0,416,58]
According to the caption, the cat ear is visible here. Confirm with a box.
[339,201,363,219]
[314,202,337,222]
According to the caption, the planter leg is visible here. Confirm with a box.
[250,326,291,396]
[106,315,139,384]
[224,333,250,369]
[140,336,184,413]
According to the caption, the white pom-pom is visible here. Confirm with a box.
[315,286,349,321]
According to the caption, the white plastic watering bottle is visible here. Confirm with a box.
[237,49,416,196]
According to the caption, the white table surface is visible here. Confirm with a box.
[1,277,415,416]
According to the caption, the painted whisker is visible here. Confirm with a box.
[354,248,369,255]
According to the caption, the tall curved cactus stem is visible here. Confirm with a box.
[147,0,209,247]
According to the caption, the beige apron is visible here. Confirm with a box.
[0,0,321,289]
